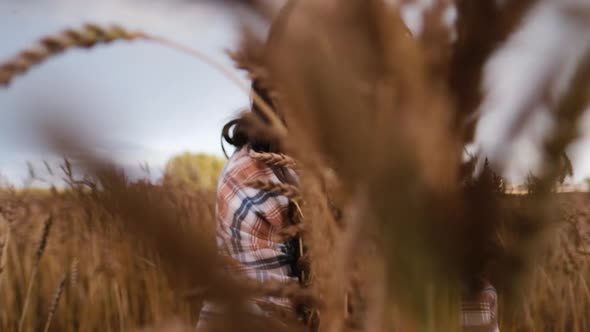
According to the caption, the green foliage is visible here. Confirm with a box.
[163,152,225,190]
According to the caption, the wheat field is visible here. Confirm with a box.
[1,178,590,331]
[1,0,590,331]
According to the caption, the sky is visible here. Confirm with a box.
[474,0,590,183]
[0,0,251,184]
[0,0,590,186]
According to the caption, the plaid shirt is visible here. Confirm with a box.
[198,146,299,327]
[462,283,499,332]
[199,147,500,330]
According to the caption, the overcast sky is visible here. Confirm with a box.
[1,0,590,186]
[0,0,254,185]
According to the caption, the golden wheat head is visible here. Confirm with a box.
[43,274,67,332]
[249,151,297,169]
[0,24,144,87]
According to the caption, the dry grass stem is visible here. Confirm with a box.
[18,215,53,332]
[43,274,67,332]
[0,222,9,292]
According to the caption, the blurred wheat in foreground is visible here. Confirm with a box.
[1,0,590,331]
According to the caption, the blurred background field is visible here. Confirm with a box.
[1,164,590,331]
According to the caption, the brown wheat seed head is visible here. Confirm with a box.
[35,216,53,263]
[249,151,298,169]
[43,273,67,332]
[0,221,8,282]
[0,24,144,87]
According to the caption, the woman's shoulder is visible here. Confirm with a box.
[220,146,272,186]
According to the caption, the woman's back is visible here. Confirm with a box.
[197,146,299,329]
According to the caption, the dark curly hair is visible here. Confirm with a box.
[221,79,284,155]
[221,1,299,157]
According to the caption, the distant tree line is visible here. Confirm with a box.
[163,152,225,190]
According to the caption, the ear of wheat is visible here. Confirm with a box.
[0,221,9,292]
[249,151,297,169]
[18,215,53,332]
[0,23,286,143]
[249,279,322,309]
[0,24,143,87]
[43,273,67,332]
[70,257,79,292]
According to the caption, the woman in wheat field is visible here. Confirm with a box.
[196,1,499,331]
[196,75,303,329]
[195,1,309,328]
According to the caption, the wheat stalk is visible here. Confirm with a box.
[35,217,53,263]
[245,179,301,202]
[271,223,306,243]
[43,273,67,332]
[146,35,286,138]
[0,24,143,87]
[70,257,79,291]
[248,280,322,309]
[18,215,53,332]
[183,279,321,308]
[0,223,9,292]
[249,151,297,169]
[0,23,287,142]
